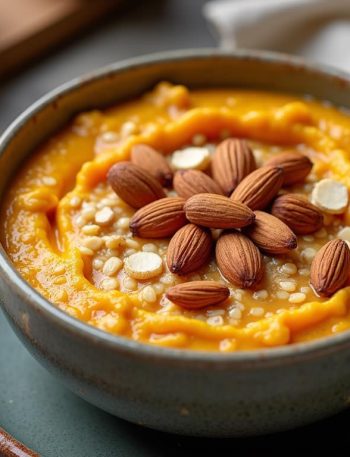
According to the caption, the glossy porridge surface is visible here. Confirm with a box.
[2,82,350,351]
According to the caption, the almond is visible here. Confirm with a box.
[171,146,211,171]
[271,194,323,234]
[107,162,166,208]
[244,210,297,254]
[124,252,163,279]
[129,197,187,238]
[265,151,312,186]
[230,166,284,210]
[216,232,264,288]
[166,224,212,275]
[173,170,223,199]
[311,178,348,214]
[131,144,173,187]
[184,193,255,229]
[310,239,350,297]
[166,281,230,309]
[211,138,256,195]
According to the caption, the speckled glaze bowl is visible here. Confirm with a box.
[2,50,350,437]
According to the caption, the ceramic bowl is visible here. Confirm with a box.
[2,50,350,437]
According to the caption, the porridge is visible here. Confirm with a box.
[2,82,350,351]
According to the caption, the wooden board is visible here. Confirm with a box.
[0,0,123,79]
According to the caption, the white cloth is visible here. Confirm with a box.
[203,0,350,71]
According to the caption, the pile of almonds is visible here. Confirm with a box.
[106,139,350,309]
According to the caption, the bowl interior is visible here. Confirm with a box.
[2,49,350,362]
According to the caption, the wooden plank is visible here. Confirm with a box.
[0,0,123,79]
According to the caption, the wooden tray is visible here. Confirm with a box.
[0,0,122,79]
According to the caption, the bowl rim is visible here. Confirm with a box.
[2,47,350,366]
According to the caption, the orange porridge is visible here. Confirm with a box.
[2,82,350,351]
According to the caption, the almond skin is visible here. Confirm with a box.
[211,138,256,195]
[131,144,173,187]
[107,161,166,208]
[265,151,312,186]
[129,197,186,238]
[166,281,230,309]
[184,193,255,229]
[271,194,324,235]
[216,232,264,288]
[244,210,297,254]
[173,170,224,199]
[310,239,350,297]
[230,166,284,210]
[167,224,212,275]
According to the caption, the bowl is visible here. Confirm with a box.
[1,49,350,437]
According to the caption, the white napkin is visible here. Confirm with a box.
[203,0,350,71]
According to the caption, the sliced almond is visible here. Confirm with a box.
[131,144,173,187]
[216,232,264,289]
[107,161,166,208]
[166,224,212,275]
[244,211,297,254]
[184,193,255,229]
[311,178,348,214]
[129,197,187,238]
[211,138,256,195]
[124,252,163,280]
[166,281,229,309]
[230,166,284,210]
[337,227,350,243]
[171,147,211,171]
[271,194,323,235]
[173,170,223,199]
[310,239,350,296]
[265,151,312,185]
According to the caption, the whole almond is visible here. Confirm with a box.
[216,232,264,289]
[265,151,312,186]
[173,170,224,199]
[107,161,166,208]
[167,224,212,275]
[310,239,350,297]
[244,210,297,254]
[184,193,255,229]
[212,138,256,195]
[230,166,284,210]
[166,281,230,309]
[131,144,173,187]
[129,197,186,238]
[271,194,323,234]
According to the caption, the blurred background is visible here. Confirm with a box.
[2,0,350,455]
[1,0,350,131]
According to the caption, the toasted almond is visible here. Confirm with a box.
[166,281,230,309]
[171,147,211,171]
[244,211,297,254]
[230,166,284,210]
[107,162,166,208]
[129,197,187,238]
[311,178,348,214]
[131,144,173,187]
[166,224,212,275]
[310,239,350,296]
[184,193,255,229]
[211,138,256,195]
[265,151,313,185]
[271,194,323,234]
[216,232,264,289]
[173,170,223,199]
[124,252,163,280]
